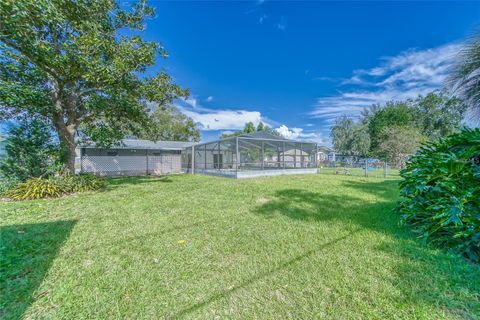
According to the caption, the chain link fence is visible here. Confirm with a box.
[318,159,402,179]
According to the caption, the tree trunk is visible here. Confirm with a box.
[54,119,77,174]
[63,126,77,174]
[50,77,78,174]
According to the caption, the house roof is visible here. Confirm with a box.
[79,139,195,150]
[317,145,334,153]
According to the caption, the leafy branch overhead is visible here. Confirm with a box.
[0,0,188,172]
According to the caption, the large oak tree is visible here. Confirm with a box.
[0,0,187,172]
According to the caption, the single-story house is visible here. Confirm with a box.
[76,139,194,176]
[78,133,330,178]
[316,146,335,162]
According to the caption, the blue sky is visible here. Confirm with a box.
[2,1,479,144]
[143,1,480,144]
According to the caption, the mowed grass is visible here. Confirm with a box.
[319,166,400,178]
[1,174,479,319]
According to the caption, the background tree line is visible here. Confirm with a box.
[330,90,467,165]
[219,121,280,139]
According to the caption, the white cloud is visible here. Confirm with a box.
[177,97,328,145]
[220,130,236,136]
[274,125,327,145]
[275,125,303,139]
[184,97,198,108]
[206,96,214,102]
[311,43,462,123]
[259,14,267,24]
[184,109,263,131]
[176,97,266,131]
[314,76,340,82]
[276,16,287,31]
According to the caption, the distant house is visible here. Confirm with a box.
[316,146,335,162]
[76,139,194,176]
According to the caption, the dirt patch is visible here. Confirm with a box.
[257,197,270,204]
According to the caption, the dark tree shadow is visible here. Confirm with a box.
[254,187,399,233]
[107,175,174,189]
[251,180,480,317]
[172,229,360,318]
[63,217,222,255]
[0,220,77,320]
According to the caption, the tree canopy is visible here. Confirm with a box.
[364,101,414,151]
[139,106,200,142]
[330,115,370,157]
[220,122,279,139]
[0,0,187,172]
[332,91,466,159]
[0,117,58,181]
[413,91,466,139]
[376,126,426,167]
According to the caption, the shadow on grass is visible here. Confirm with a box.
[251,179,480,317]
[173,229,360,318]
[107,175,174,189]
[0,220,76,320]
[63,217,222,254]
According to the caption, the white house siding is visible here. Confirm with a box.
[79,151,183,176]
[147,154,182,175]
[81,155,147,176]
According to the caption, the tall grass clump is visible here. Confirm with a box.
[3,174,106,201]
[397,128,480,262]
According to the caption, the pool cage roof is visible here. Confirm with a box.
[182,132,319,179]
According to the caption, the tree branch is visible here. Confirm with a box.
[1,38,61,80]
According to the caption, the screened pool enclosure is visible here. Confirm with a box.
[181,132,318,178]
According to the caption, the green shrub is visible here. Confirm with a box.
[0,176,20,195]
[59,174,107,193]
[0,117,59,181]
[397,128,480,262]
[4,174,106,201]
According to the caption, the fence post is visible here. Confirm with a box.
[80,148,84,174]
[364,158,368,177]
[146,149,148,175]
[384,161,387,178]
[236,136,239,174]
[261,141,265,171]
[191,145,195,174]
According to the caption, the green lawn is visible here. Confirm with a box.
[1,174,479,319]
[319,166,400,178]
